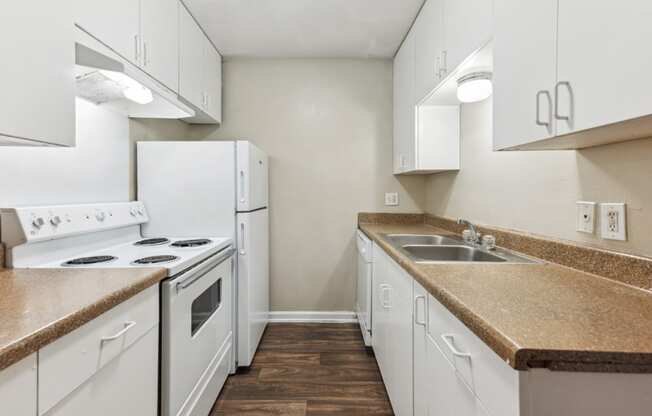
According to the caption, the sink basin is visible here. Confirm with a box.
[402,245,507,263]
[385,234,461,246]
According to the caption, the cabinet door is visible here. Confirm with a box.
[413,281,428,416]
[393,30,416,173]
[141,0,179,92]
[179,4,205,109]
[1,1,75,146]
[204,41,223,123]
[371,244,390,383]
[556,0,652,136]
[442,0,492,75]
[414,0,444,100]
[0,354,37,416]
[493,0,557,150]
[426,336,489,416]
[74,0,140,65]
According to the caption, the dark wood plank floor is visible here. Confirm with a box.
[211,323,394,416]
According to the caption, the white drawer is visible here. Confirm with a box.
[39,285,159,415]
[427,294,520,416]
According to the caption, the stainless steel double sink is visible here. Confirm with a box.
[383,234,537,264]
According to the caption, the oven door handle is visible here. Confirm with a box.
[175,247,235,293]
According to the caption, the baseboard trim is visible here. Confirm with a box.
[268,311,357,324]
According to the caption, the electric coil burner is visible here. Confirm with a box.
[171,239,212,248]
[133,255,180,265]
[63,255,117,266]
[134,237,171,246]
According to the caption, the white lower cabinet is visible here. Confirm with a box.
[39,285,160,416]
[0,354,37,416]
[371,243,413,416]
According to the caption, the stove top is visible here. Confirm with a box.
[170,238,212,248]
[63,255,118,266]
[134,238,171,246]
[133,255,179,265]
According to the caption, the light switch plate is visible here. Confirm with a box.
[384,192,399,206]
[576,201,596,234]
[600,203,626,241]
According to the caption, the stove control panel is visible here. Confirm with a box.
[0,202,149,247]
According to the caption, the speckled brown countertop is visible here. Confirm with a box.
[0,267,167,371]
[360,222,652,373]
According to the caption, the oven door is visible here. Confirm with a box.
[161,247,235,416]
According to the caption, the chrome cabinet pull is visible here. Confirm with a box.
[239,223,246,255]
[535,90,552,128]
[439,50,448,77]
[239,170,246,203]
[101,321,136,343]
[134,35,140,62]
[441,333,471,359]
[414,295,426,327]
[554,81,573,122]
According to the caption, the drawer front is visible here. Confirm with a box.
[39,285,159,414]
[427,294,519,416]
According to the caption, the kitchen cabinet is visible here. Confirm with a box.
[0,354,37,416]
[371,243,413,416]
[75,0,179,93]
[0,1,75,146]
[140,0,179,92]
[494,0,652,150]
[179,3,223,124]
[39,286,159,416]
[412,281,428,416]
[393,30,416,174]
[414,0,444,101]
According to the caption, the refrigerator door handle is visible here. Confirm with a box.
[239,222,246,255]
[239,170,246,204]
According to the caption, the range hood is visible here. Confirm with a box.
[75,27,194,119]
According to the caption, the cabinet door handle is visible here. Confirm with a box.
[554,81,573,122]
[414,295,426,326]
[435,56,441,79]
[441,333,471,359]
[101,321,136,343]
[239,170,246,203]
[239,222,246,255]
[379,284,391,309]
[439,50,448,77]
[535,90,552,128]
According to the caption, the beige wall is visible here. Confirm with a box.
[187,58,426,311]
[426,98,652,258]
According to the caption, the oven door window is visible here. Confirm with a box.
[191,277,222,336]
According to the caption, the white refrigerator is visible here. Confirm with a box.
[137,140,269,368]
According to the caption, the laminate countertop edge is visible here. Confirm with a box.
[358,222,652,373]
[0,267,167,371]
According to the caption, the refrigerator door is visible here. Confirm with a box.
[236,141,268,212]
[138,141,236,238]
[236,208,269,366]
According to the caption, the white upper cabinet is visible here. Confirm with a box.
[493,0,557,150]
[495,0,652,150]
[393,31,416,174]
[204,41,223,123]
[442,0,493,76]
[141,0,179,92]
[74,0,140,64]
[414,0,444,100]
[0,0,75,146]
[556,0,652,137]
[179,3,223,124]
[179,5,206,110]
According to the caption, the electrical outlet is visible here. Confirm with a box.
[384,192,399,206]
[600,203,626,241]
[576,201,596,234]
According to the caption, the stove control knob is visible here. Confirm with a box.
[130,208,138,217]
[137,207,145,216]
[49,216,62,226]
[32,217,45,229]
[95,211,106,222]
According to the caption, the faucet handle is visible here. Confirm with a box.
[481,235,496,250]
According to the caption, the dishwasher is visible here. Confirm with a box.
[356,229,373,346]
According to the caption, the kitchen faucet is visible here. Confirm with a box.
[457,218,480,245]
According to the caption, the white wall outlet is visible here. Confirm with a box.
[576,201,596,234]
[384,192,399,206]
[600,203,627,241]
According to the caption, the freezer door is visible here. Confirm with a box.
[236,141,268,212]
[236,208,269,366]
[137,141,236,238]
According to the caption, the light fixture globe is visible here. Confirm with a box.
[456,71,493,103]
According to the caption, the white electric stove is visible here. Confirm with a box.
[1,201,236,416]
